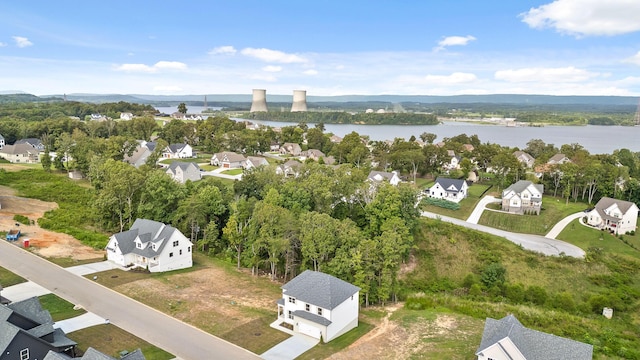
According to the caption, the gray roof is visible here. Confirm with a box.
[145,141,157,151]
[292,310,332,326]
[15,138,44,148]
[434,177,466,193]
[167,161,200,173]
[548,153,569,163]
[0,143,38,155]
[504,180,543,195]
[1,297,77,354]
[109,219,188,258]
[246,156,268,166]
[44,347,146,360]
[167,143,187,153]
[476,315,593,360]
[595,196,637,215]
[282,270,360,310]
[367,170,396,183]
[213,151,246,163]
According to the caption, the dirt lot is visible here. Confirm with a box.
[0,185,103,260]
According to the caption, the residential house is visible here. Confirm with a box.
[211,151,246,168]
[243,156,269,170]
[501,180,544,215]
[120,112,134,121]
[444,150,461,171]
[15,138,45,152]
[89,114,107,121]
[462,144,475,152]
[476,314,593,360]
[124,141,158,168]
[0,144,40,163]
[276,160,302,177]
[269,142,281,152]
[300,149,325,162]
[586,197,639,235]
[366,170,401,186]
[163,143,193,159]
[329,135,343,143]
[279,143,302,156]
[277,270,360,342]
[426,177,469,203]
[166,161,202,183]
[513,151,535,168]
[105,218,193,272]
[44,348,146,360]
[547,153,571,165]
[170,112,186,120]
[0,134,5,149]
[0,297,78,360]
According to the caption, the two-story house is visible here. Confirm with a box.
[501,180,544,215]
[586,197,639,235]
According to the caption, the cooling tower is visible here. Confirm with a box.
[250,89,268,112]
[291,90,308,112]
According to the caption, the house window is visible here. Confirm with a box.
[305,304,310,311]
[136,243,141,249]
[173,240,179,247]
[288,310,293,320]
[179,249,182,255]
[169,252,174,257]
[288,297,296,304]
[20,348,29,360]
[188,246,191,252]
[317,308,323,316]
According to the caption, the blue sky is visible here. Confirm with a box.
[1,0,640,96]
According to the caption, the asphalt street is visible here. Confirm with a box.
[0,240,259,360]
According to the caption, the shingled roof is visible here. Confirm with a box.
[476,314,593,360]
[110,219,182,258]
[282,270,360,310]
[434,177,466,192]
[504,180,543,195]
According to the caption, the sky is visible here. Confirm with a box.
[1,0,640,97]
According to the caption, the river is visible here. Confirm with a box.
[155,106,640,154]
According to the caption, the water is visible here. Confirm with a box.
[154,107,640,154]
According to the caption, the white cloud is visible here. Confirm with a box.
[623,51,640,66]
[154,85,183,92]
[435,35,476,50]
[114,61,187,73]
[209,45,237,55]
[240,47,307,63]
[13,36,33,48]
[495,66,598,83]
[521,0,640,37]
[423,72,478,84]
[262,65,282,72]
[0,42,6,47]
[303,69,318,75]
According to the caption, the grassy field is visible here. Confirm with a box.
[421,183,492,220]
[68,324,174,360]
[477,196,588,235]
[297,322,375,360]
[222,168,243,176]
[557,219,640,257]
[0,265,26,287]
[38,293,87,321]
[46,256,105,268]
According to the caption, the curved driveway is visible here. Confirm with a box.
[421,210,585,258]
[0,240,259,360]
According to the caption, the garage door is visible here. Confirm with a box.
[298,323,320,339]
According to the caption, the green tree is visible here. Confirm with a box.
[94,159,145,231]
[178,102,188,114]
[137,170,187,223]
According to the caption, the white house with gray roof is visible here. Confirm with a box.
[166,161,201,184]
[276,270,360,342]
[586,197,639,235]
[367,170,401,186]
[426,177,469,203]
[502,180,544,215]
[105,219,193,273]
[162,143,193,159]
[211,151,246,168]
[476,314,593,360]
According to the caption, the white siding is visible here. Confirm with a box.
[326,291,359,341]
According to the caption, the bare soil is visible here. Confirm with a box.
[0,185,103,260]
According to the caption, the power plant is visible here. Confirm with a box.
[250,89,268,112]
[290,90,308,112]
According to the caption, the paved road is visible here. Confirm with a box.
[421,211,585,258]
[0,240,259,360]
[466,195,500,224]
[545,212,585,239]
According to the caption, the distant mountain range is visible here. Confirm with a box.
[1,92,638,106]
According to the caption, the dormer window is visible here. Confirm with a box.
[317,308,323,316]
[136,243,142,249]
[288,297,296,304]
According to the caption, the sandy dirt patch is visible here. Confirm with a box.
[0,186,103,260]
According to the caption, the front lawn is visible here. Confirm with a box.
[38,293,87,321]
[557,219,640,258]
[421,183,492,220]
[0,266,26,287]
[68,324,174,360]
[477,196,588,235]
[222,168,243,176]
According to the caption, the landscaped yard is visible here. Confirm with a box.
[46,256,105,268]
[421,183,492,220]
[557,218,640,258]
[68,324,174,360]
[477,197,589,235]
[38,293,87,321]
[222,168,243,176]
[0,265,26,287]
